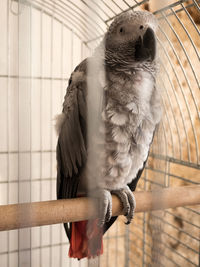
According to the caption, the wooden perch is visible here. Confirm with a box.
[0,185,199,231]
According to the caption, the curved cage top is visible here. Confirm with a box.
[10,0,200,166]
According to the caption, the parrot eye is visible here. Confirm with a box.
[140,25,144,30]
[119,27,125,34]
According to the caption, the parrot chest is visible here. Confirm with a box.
[99,71,156,190]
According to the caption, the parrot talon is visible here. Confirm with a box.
[112,186,136,224]
[90,189,112,226]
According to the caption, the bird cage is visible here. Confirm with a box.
[0,0,199,267]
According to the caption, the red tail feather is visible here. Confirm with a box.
[69,220,103,259]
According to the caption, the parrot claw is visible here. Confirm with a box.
[112,186,136,224]
[90,189,112,227]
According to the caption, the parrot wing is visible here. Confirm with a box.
[56,59,87,238]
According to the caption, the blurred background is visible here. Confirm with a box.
[0,0,199,266]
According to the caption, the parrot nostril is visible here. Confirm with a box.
[139,25,144,30]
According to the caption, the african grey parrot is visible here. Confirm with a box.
[56,10,161,259]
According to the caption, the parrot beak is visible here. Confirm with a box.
[135,27,156,61]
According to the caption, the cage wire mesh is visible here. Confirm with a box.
[0,0,199,266]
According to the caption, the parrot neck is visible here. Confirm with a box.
[94,42,158,78]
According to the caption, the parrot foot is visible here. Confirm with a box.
[112,186,136,224]
[90,189,112,227]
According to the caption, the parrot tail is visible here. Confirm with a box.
[69,219,103,259]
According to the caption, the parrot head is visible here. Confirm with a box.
[105,10,158,63]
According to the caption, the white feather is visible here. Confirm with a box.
[126,102,138,114]
[110,112,128,126]
[54,113,66,135]
[112,126,128,143]
[72,71,85,83]
[109,166,119,177]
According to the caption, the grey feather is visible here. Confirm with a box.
[56,10,161,238]
[56,61,87,197]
